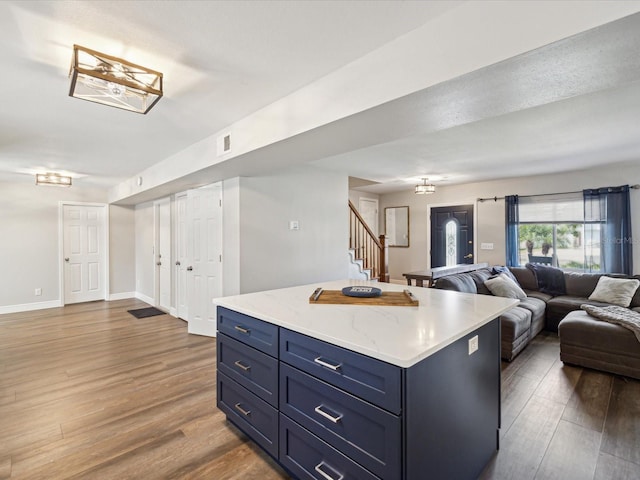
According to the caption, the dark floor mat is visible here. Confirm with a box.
[128,307,166,319]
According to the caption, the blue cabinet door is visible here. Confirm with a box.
[280,363,401,479]
[218,306,278,356]
[280,414,381,480]
[217,372,278,458]
[280,329,401,414]
[218,333,279,407]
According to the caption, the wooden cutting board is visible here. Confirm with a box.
[308,289,419,306]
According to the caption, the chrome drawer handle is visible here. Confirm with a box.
[313,356,342,371]
[314,405,343,424]
[314,462,344,480]
[234,360,251,372]
[234,325,250,334]
[234,403,251,416]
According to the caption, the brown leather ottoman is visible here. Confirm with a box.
[558,310,640,380]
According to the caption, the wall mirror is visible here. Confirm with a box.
[385,206,410,247]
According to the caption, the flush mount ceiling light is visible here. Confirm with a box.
[415,178,436,194]
[36,172,72,187]
[69,45,163,114]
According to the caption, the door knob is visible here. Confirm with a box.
[464,254,473,259]
[175,261,181,266]
[187,266,193,271]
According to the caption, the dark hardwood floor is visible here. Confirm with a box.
[1,300,638,479]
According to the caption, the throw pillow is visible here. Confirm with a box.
[484,273,527,300]
[525,263,566,296]
[588,276,640,308]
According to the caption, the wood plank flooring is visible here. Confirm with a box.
[1,301,639,479]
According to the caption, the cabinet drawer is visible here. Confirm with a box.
[217,333,278,407]
[218,307,278,357]
[217,372,278,458]
[280,414,381,480]
[280,363,400,479]
[280,329,401,414]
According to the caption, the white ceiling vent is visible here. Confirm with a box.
[217,132,232,156]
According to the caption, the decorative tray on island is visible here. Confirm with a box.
[308,287,419,306]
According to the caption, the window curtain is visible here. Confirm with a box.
[583,185,632,274]
[505,195,519,267]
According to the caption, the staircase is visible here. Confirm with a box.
[348,201,388,282]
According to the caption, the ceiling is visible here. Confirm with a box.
[2,1,640,198]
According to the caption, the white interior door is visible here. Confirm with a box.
[154,198,171,312]
[359,197,379,236]
[175,193,189,321]
[63,204,106,304]
[187,183,223,336]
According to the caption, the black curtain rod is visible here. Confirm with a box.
[477,184,640,203]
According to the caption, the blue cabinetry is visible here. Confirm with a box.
[216,306,501,480]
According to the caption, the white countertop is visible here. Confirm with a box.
[213,280,518,368]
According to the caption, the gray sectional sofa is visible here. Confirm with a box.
[433,265,640,380]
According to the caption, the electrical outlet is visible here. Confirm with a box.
[35,288,42,296]
[468,335,479,355]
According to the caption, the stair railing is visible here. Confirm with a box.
[348,201,388,282]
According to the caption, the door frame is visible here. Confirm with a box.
[58,201,109,306]
[153,197,172,314]
[427,200,478,269]
[174,191,189,321]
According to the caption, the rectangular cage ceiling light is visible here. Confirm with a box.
[69,45,163,114]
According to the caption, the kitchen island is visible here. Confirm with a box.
[214,280,517,480]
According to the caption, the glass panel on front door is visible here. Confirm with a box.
[446,220,457,266]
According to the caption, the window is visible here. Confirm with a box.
[445,219,457,266]
[516,193,597,271]
[507,186,632,274]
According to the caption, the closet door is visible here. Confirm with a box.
[187,183,223,336]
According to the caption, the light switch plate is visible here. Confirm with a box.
[480,243,494,250]
[468,335,479,355]
[289,220,300,230]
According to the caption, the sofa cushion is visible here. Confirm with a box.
[563,271,603,297]
[433,273,478,294]
[519,296,546,319]
[484,274,527,299]
[588,276,640,308]
[519,296,547,336]
[559,310,640,380]
[500,307,532,343]
[559,310,640,358]
[523,290,553,303]
[580,304,640,341]
[546,296,612,332]
[467,268,495,295]
[526,263,566,296]
[509,267,538,290]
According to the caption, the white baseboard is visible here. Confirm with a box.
[109,291,136,301]
[135,292,155,305]
[170,307,178,318]
[0,299,63,315]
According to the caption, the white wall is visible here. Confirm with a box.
[132,168,347,307]
[380,161,640,281]
[134,202,155,302]
[109,205,136,296]
[238,167,349,293]
[222,178,241,296]
[0,182,136,312]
